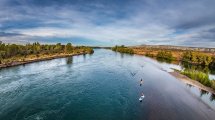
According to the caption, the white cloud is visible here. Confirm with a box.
[1,0,215,47]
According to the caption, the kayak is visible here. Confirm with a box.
[139,95,145,101]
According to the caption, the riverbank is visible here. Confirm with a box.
[132,47,214,61]
[169,71,215,95]
[0,52,89,69]
[0,42,94,69]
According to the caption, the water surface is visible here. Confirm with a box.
[0,49,215,120]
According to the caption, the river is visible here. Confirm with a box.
[0,49,215,120]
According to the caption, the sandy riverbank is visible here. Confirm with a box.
[0,52,88,69]
[169,71,215,95]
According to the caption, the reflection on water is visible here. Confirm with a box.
[186,83,193,88]
[66,57,73,64]
[200,89,209,97]
[185,83,215,109]
[210,94,215,101]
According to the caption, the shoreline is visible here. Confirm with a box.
[169,71,215,95]
[0,52,88,69]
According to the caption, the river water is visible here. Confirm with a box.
[0,49,215,120]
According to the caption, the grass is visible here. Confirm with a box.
[181,69,215,89]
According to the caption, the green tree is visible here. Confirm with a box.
[0,42,94,65]
[203,55,212,66]
[156,50,174,61]
[182,51,192,62]
[111,45,134,54]
[54,43,63,52]
[65,43,73,53]
[191,52,198,63]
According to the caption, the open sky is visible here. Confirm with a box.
[0,0,215,47]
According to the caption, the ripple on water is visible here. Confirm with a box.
[23,110,61,120]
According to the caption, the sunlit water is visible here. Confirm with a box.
[0,49,215,120]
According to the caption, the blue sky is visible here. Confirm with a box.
[0,0,215,47]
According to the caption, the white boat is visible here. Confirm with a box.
[139,95,145,101]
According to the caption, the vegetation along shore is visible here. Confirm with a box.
[131,45,215,68]
[112,45,134,54]
[112,45,215,94]
[170,70,215,95]
[0,42,94,68]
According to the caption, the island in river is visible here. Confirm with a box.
[0,42,94,68]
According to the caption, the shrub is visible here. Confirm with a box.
[182,51,213,66]
[181,69,212,87]
[156,50,175,61]
[145,52,154,57]
[211,80,215,90]
[112,45,134,54]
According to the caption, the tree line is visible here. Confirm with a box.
[182,51,215,67]
[144,50,215,68]
[0,42,93,64]
[112,45,134,54]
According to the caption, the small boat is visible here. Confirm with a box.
[139,95,145,102]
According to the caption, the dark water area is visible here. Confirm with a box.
[0,49,215,120]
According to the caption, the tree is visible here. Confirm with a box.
[156,50,174,61]
[191,52,198,63]
[182,51,192,62]
[0,42,94,65]
[65,43,73,53]
[203,55,212,66]
[209,57,215,69]
[111,45,134,54]
[7,44,19,57]
[54,43,63,52]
